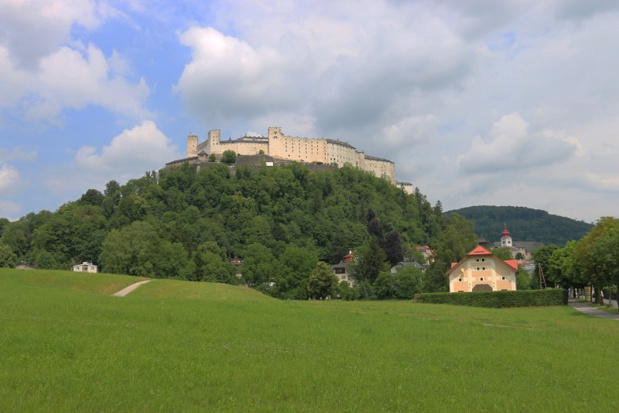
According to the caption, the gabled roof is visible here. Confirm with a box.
[446,245,518,275]
[467,245,493,256]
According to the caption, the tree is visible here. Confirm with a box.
[575,217,618,303]
[240,243,280,288]
[352,236,388,283]
[208,153,217,162]
[79,189,104,206]
[276,245,318,299]
[307,261,339,300]
[375,271,397,299]
[99,221,161,277]
[492,247,513,261]
[338,280,360,300]
[515,252,525,260]
[531,244,560,288]
[548,241,580,292]
[0,242,17,268]
[221,150,236,164]
[516,266,532,290]
[384,230,404,266]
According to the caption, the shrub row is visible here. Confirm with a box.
[417,289,568,308]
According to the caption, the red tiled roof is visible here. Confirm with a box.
[502,224,511,238]
[467,245,493,256]
[446,245,518,275]
[504,259,518,271]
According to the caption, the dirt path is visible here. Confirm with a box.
[568,301,619,320]
[112,280,152,297]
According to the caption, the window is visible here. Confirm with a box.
[480,277,484,281]
[458,278,462,282]
[476,267,480,271]
[501,276,506,280]
[482,267,486,270]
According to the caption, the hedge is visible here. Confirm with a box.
[417,289,568,308]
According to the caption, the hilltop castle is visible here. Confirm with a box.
[177,127,412,193]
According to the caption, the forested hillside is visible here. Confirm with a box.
[447,205,594,247]
[0,163,478,299]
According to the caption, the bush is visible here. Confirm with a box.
[221,150,236,164]
[417,289,568,308]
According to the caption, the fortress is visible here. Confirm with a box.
[172,127,412,193]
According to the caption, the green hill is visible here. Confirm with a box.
[446,205,594,247]
[1,162,472,297]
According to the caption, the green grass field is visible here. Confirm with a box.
[1,269,618,412]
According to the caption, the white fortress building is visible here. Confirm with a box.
[184,127,412,192]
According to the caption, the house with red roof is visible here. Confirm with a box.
[446,245,518,292]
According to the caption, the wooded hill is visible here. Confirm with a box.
[446,205,594,247]
[0,162,479,299]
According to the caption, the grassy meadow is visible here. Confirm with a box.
[1,269,618,412]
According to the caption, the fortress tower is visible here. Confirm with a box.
[187,134,198,158]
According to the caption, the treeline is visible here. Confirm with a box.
[531,216,619,302]
[447,205,593,247]
[0,163,478,299]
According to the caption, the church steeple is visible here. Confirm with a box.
[500,223,512,247]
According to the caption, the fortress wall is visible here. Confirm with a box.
[222,140,268,156]
[325,141,358,167]
[363,157,396,184]
[186,127,398,185]
[268,127,327,163]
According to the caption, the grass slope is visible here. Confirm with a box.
[1,269,618,412]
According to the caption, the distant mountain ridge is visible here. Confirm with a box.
[446,205,593,247]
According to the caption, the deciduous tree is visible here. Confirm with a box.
[307,261,339,300]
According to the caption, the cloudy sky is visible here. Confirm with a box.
[1,0,618,223]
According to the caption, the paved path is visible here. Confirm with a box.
[112,280,152,297]
[568,301,619,320]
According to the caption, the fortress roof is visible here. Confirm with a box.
[365,154,394,164]
[326,139,356,149]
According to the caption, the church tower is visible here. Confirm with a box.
[500,224,513,247]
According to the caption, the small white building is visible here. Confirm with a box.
[71,262,98,273]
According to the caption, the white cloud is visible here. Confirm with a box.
[0,1,149,124]
[27,44,150,122]
[0,200,22,219]
[175,27,304,124]
[456,113,581,175]
[0,163,20,191]
[0,0,113,68]
[75,120,177,174]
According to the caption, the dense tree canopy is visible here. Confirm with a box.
[0,161,462,298]
[448,205,593,247]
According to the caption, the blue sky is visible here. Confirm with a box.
[1,0,618,223]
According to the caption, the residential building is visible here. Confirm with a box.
[332,251,356,286]
[71,262,98,273]
[446,245,518,292]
